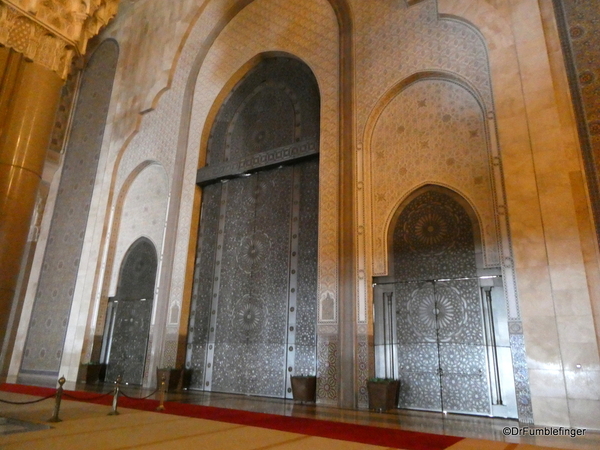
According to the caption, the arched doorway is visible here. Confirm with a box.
[187,56,320,398]
[103,237,157,385]
[374,186,517,417]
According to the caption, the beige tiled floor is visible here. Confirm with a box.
[0,387,598,450]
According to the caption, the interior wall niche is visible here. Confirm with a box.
[187,56,320,398]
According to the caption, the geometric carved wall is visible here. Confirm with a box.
[371,79,498,275]
[20,40,118,376]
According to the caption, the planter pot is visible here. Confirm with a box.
[290,375,317,402]
[367,380,399,412]
[156,368,182,392]
[181,369,193,390]
[78,364,106,384]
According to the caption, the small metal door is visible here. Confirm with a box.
[105,298,153,385]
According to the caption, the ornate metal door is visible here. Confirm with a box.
[396,281,443,411]
[105,298,153,385]
[187,160,318,397]
[103,237,157,385]
[435,278,490,414]
[381,188,493,415]
[395,277,490,415]
[211,167,293,396]
[187,57,320,398]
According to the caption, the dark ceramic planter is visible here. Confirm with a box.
[367,380,399,412]
[181,369,193,390]
[290,375,317,402]
[78,363,106,384]
[156,368,182,392]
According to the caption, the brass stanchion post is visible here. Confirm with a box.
[156,375,166,411]
[48,376,66,422]
[108,375,121,416]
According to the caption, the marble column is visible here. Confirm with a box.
[0,46,63,347]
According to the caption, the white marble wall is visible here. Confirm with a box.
[15,0,599,428]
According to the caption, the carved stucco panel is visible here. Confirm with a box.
[352,0,493,141]
[0,0,120,77]
[370,79,498,275]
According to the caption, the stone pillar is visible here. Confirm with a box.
[0,0,120,364]
[0,47,63,346]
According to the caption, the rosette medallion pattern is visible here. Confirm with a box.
[393,189,491,415]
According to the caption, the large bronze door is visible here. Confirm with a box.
[186,57,320,398]
[188,160,319,397]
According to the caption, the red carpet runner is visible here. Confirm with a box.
[1,383,463,450]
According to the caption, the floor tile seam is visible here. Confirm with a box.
[110,423,249,449]
[252,435,313,450]
[0,413,212,445]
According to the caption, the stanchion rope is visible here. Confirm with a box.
[62,391,113,401]
[120,387,160,400]
[0,393,55,405]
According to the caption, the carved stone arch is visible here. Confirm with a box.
[125,0,354,400]
[385,184,486,280]
[366,71,497,277]
[114,236,158,301]
[107,160,164,291]
[198,51,322,171]
[364,70,490,154]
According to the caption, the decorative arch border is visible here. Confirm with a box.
[92,160,168,370]
[363,70,497,278]
[114,236,158,299]
[87,0,355,402]
[171,0,354,407]
[384,182,486,277]
[358,0,534,420]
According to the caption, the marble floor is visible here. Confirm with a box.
[0,382,598,450]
